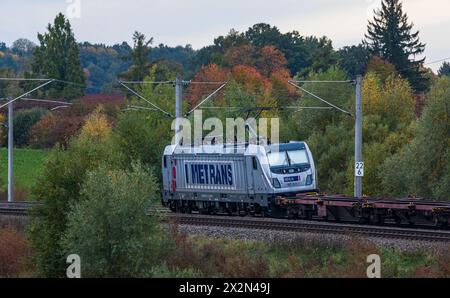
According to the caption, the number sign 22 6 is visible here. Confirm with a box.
[355,162,364,177]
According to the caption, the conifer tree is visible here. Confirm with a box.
[438,62,450,77]
[32,13,85,99]
[130,31,153,81]
[365,0,428,91]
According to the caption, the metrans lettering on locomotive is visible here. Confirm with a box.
[186,163,234,186]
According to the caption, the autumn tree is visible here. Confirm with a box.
[13,108,49,147]
[224,45,255,68]
[366,56,398,84]
[194,23,338,77]
[231,65,270,97]
[381,77,450,200]
[186,64,228,106]
[223,66,276,122]
[270,68,297,106]
[81,106,111,140]
[32,13,85,99]
[364,0,428,91]
[256,45,288,77]
[350,72,416,195]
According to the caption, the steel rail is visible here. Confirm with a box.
[165,213,450,242]
[0,201,40,216]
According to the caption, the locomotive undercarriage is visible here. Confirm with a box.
[167,199,267,217]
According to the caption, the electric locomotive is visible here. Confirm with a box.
[161,141,318,215]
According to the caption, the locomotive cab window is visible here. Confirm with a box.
[163,156,167,168]
[268,150,309,167]
[252,156,258,170]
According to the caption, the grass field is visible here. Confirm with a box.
[0,148,49,200]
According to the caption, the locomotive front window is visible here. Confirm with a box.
[268,150,309,167]
[267,151,289,167]
[288,150,309,165]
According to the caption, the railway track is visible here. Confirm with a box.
[3,202,450,242]
[165,212,450,242]
[0,201,40,216]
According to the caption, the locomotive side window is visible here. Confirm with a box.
[163,156,167,168]
[252,157,258,170]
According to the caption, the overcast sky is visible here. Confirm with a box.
[1,0,449,71]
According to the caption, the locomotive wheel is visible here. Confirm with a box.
[169,201,176,212]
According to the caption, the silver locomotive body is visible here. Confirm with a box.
[161,142,317,213]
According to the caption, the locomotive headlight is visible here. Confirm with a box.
[272,178,281,189]
[306,174,313,186]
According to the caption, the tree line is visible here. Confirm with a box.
[2,1,450,99]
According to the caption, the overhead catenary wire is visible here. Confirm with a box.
[185,82,228,117]
[0,79,55,110]
[127,105,158,111]
[53,79,124,92]
[0,78,53,82]
[20,98,73,105]
[117,80,175,85]
[290,80,354,84]
[118,80,174,118]
[50,106,71,111]
[200,106,334,111]
[288,80,353,117]
[187,81,228,85]
[378,55,450,75]
[423,57,450,66]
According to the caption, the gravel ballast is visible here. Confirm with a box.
[174,223,450,252]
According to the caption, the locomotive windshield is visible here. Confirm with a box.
[267,149,309,167]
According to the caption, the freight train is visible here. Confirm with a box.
[161,142,450,228]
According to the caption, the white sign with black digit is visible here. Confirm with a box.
[355,162,364,177]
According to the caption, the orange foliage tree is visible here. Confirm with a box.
[256,45,288,77]
[0,228,32,277]
[186,64,228,106]
[224,45,256,67]
[231,65,271,96]
[366,56,398,83]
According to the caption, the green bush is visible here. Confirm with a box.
[112,110,172,180]
[62,163,164,277]
[381,77,450,200]
[13,108,49,147]
[28,132,122,277]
